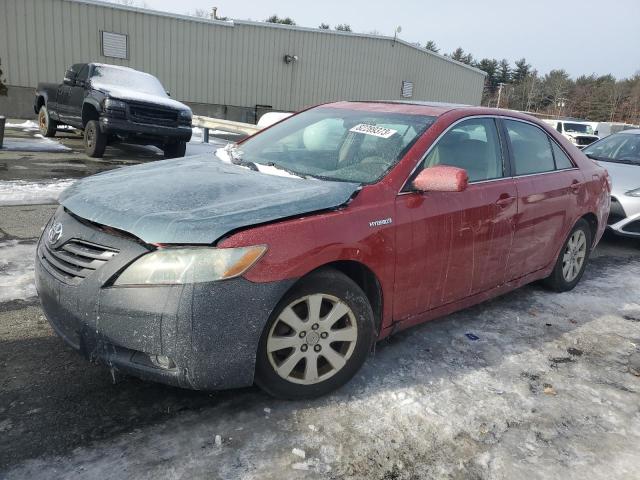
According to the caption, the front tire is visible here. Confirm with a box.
[543,218,592,292]
[38,105,57,137]
[163,140,187,159]
[84,120,107,158]
[255,269,375,399]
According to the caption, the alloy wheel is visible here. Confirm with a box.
[86,125,95,148]
[562,229,587,282]
[38,109,47,131]
[266,293,358,385]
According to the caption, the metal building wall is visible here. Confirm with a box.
[0,0,485,115]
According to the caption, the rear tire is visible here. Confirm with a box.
[163,140,187,159]
[84,120,107,158]
[543,218,592,292]
[38,105,57,137]
[255,269,375,399]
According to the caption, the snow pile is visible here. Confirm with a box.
[0,179,75,205]
[1,136,71,152]
[0,240,37,303]
[5,120,40,131]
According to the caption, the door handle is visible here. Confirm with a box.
[495,194,515,208]
[570,180,582,193]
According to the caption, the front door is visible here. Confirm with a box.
[393,117,517,322]
[65,64,90,128]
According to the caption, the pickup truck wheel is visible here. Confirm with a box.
[255,269,375,399]
[163,140,187,159]
[38,106,57,137]
[84,120,107,158]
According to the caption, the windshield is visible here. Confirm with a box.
[563,123,594,135]
[583,133,640,165]
[90,66,168,96]
[222,107,436,183]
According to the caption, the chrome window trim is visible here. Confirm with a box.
[398,114,581,196]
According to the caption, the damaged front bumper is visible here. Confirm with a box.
[35,207,294,390]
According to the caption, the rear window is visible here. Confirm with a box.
[231,107,436,183]
[504,120,555,175]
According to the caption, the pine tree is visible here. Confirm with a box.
[424,40,439,53]
[497,59,511,84]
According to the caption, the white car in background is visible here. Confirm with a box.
[582,129,640,238]
[543,119,599,148]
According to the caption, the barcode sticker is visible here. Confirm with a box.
[349,124,397,139]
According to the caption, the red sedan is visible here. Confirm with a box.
[37,101,610,399]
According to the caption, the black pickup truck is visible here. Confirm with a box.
[34,63,192,158]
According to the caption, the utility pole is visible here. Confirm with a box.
[496,83,505,109]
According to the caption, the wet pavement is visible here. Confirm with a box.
[0,118,227,182]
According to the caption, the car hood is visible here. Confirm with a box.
[596,160,640,194]
[59,156,360,244]
[92,82,190,111]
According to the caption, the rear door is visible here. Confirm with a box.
[393,117,517,321]
[502,118,584,280]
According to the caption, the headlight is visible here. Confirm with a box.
[113,245,267,286]
[569,137,578,144]
[104,98,127,110]
[178,109,192,118]
[625,188,640,197]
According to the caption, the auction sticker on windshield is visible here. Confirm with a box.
[349,124,397,138]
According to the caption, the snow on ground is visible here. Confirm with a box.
[5,120,40,131]
[1,136,72,153]
[0,179,75,206]
[0,240,37,302]
[5,257,640,479]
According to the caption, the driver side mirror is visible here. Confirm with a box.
[413,165,468,192]
[63,70,75,86]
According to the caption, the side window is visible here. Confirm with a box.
[422,118,504,182]
[504,120,555,175]
[76,65,89,83]
[551,141,574,169]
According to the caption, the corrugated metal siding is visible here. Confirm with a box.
[0,0,485,111]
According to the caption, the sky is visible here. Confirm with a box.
[118,0,639,79]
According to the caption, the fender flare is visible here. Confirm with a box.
[81,98,103,126]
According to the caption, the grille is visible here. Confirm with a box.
[129,104,178,126]
[576,136,596,146]
[622,219,640,234]
[40,239,118,285]
[608,196,626,224]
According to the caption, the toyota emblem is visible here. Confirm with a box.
[47,222,63,245]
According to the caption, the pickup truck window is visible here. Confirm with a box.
[76,65,90,83]
[91,66,167,96]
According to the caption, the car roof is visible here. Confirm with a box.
[325,101,539,120]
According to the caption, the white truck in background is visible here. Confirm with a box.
[543,119,599,148]
[594,122,639,138]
